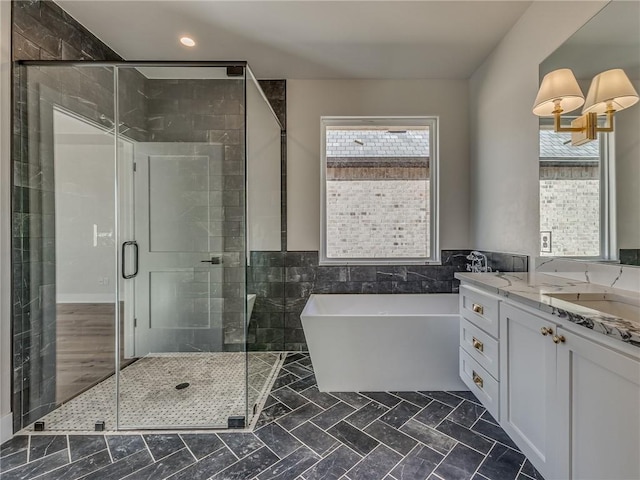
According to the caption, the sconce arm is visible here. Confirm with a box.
[594,109,614,133]
[553,111,585,133]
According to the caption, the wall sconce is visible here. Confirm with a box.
[532,68,639,145]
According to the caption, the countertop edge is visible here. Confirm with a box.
[455,272,640,349]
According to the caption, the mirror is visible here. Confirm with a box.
[539,1,639,265]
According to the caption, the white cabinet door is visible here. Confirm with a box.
[555,327,640,480]
[500,303,557,479]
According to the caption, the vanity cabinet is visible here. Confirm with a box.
[458,286,501,420]
[497,300,640,480]
[499,303,557,478]
[554,327,640,480]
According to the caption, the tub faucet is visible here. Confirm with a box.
[466,251,492,273]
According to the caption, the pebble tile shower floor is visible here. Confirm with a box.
[20,352,282,431]
[0,353,544,480]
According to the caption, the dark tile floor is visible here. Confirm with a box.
[0,353,544,480]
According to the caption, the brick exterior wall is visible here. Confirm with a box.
[326,180,429,258]
[540,179,600,256]
[539,164,600,257]
[327,166,427,180]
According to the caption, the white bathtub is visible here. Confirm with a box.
[301,294,466,392]
[248,294,257,319]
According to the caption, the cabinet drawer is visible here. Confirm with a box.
[460,348,499,420]
[460,318,499,379]
[460,286,500,337]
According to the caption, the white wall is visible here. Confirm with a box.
[616,79,640,250]
[468,1,606,260]
[247,77,282,252]
[0,0,12,442]
[287,79,470,251]
[54,111,117,303]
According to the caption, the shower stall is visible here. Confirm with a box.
[12,62,284,431]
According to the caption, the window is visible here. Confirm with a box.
[539,123,613,258]
[320,117,439,265]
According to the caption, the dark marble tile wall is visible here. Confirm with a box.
[257,80,286,128]
[12,0,148,135]
[117,68,149,142]
[145,78,244,143]
[11,1,287,430]
[10,0,145,432]
[483,251,529,273]
[12,0,121,62]
[247,252,286,351]
[248,250,529,352]
[620,249,640,266]
[143,78,247,351]
[279,250,469,352]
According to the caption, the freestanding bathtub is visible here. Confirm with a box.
[301,294,466,392]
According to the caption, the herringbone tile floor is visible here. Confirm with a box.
[0,353,543,480]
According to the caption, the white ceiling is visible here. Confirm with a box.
[56,0,532,79]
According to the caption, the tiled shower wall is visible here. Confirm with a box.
[142,78,287,350]
[143,78,249,350]
[11,0,128,431]
[620,249,640,266]
[10,0,274,428]
[247,250,528,351]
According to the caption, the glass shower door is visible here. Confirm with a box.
[129,143,226,356]
[115,66,248,430]
[245,69,284,425]
[14,62,284,433]
[15,64,120,432]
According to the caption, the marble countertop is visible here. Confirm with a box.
[455,272,640,348]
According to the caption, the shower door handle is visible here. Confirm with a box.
[122,241,139,279]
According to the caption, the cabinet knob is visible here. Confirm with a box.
[472,371,484,389]
[472,303,484,315]
[540,327,553,336]
[472,337,484,352]
[553,335,566,344]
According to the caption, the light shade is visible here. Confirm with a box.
[532,68,585,116]
[582,68,639,114]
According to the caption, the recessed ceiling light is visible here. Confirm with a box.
[180,36,196,47]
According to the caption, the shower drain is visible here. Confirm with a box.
[175,382,190,390]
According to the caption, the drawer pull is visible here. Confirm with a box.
[472,303,484,315]
[472,337,484,352]
[472,371,484,389]
[540,327,553,336]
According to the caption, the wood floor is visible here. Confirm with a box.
[56,303,134,404]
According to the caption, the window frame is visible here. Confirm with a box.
[319,116,440,266]
[538,120,616,261]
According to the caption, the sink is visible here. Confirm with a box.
[544,292,640,321]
